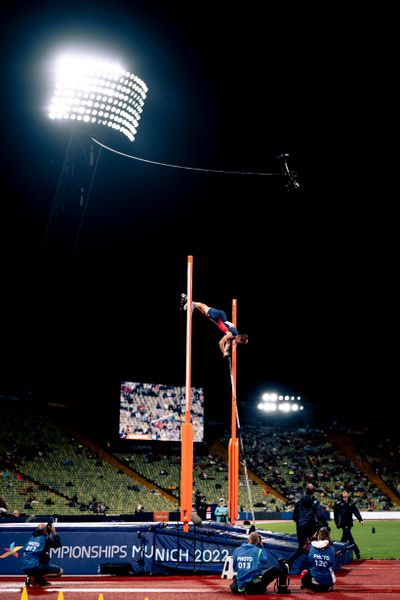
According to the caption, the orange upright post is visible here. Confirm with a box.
[228,299,239,524]
[180,255,194,532]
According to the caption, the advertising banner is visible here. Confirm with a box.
[0,523,350,576]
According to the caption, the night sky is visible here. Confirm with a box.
[1,2,391,436]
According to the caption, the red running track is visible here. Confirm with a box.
[1,561,399,599]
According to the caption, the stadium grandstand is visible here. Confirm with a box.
[1,398,399,520]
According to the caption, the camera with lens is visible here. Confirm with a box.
[46,517,54,533]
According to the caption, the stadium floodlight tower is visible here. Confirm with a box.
[257,392,304,415]
[43,52,148,292]
[48,53,148,141]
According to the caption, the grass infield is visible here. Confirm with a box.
[257,520,400,559]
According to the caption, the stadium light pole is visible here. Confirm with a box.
[44,52,148,293]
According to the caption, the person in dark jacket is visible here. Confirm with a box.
[288,484,329,566]
[230,532,280,594]
[333,490,364,559]
[22,522,63,587]
[196,495,208,521]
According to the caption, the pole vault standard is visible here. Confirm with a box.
[228,299,239,525]
[180,255,194,532]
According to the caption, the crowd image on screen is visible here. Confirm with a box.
[119,381,204,442]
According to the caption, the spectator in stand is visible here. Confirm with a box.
[215,498,229,523]
[196,495,208,521]
[333,490,364,559]
[96,502,107,515]
[194,489,202,509]
[288,483,329,566]
[300,527,336,592]
[22,522,63,587]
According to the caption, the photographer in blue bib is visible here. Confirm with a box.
[230,531,290,594]
[300,527,336,592]
[22,520,63,587]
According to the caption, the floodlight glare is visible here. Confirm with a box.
[258,390,305,415]
[48,54,148,142]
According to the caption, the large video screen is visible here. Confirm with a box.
[119,381,204,442]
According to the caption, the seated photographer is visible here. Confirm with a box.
[300,527,336,592]
[231,531,288,594]
[22,522,63,587]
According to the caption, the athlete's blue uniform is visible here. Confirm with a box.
[207,308,239,336]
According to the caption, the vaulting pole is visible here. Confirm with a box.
[180,255,194,532]
[228,299,239,524]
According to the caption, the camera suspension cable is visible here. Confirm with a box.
[227,357,255,524]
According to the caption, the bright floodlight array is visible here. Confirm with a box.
[48,54,148,142]
[257,392,304,413]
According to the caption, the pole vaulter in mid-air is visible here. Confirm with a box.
[181,288,254,525]
[180,262,253,529]
[181,294,249,357]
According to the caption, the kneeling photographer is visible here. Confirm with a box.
[22,519,64,587]
[230,531,290,594]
